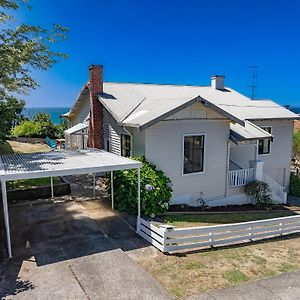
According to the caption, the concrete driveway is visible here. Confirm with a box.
[0,199,171,300]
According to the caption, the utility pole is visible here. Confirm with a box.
[249,66,258,100]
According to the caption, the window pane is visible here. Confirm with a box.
[183,135,204,174]
[121,135,131,157]
[258,127,271,155]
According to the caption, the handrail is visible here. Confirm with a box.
[228,168,254,187]
[262,173,287,203]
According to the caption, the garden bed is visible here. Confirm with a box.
[168,203,291,213]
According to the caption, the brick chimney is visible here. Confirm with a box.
[87,65,104,149]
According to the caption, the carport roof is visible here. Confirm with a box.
[0,149,141,181]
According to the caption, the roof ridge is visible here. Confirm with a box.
[104,81,210,88]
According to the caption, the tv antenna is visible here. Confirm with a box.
[249,66,258,99]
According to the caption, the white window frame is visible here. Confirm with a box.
[182,133,206,176]
[258,126,272,156]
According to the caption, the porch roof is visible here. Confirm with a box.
[230,121,273,142]
[65,122,88,135]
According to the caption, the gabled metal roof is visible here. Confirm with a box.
[97,82,299,131]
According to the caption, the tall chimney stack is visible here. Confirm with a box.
[211,75,225,90]
[87,64,104,149]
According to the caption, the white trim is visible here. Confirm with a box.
[182,133,206,176]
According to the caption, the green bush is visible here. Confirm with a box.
[11,112,59,138]
[244,180,273,208]
[11,120,42,137]
[289,173,300,197]
[293,129,300,159]
[106,156,172,217]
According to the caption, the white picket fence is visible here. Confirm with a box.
[138,215,300,253]
[262,173,287,204]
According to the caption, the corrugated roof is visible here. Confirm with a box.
[98,82,298,130]
[230,121,273,142]
[0,149,141,181]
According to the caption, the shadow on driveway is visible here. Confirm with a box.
[0,197,156,299]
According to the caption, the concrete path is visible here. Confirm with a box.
[187,270,300,300]
[1,247,171,300]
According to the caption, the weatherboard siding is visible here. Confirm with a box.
[103,109,127,156]
[128,128,145,156]
[145,119,230,205]
[253,119,294,189]
[230,141,257,169]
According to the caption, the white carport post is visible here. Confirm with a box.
[137,167,141,233]
[50,177,54,199]
[1,180,12,258]
[111,171,114,210]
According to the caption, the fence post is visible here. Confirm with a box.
[279,222,283,236]
[209,232,214,248]
[159,224,175,253]
[249,226,253,241]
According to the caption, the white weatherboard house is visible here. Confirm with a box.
[65,65,299,206]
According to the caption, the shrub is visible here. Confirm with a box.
[106,156,172,217]
[11,120,42,137]
[289,173,300,197]
[293,129,300,159]
[11,112,58,138]
[244,180,273,208]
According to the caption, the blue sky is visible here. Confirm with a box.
[14,0,300,107]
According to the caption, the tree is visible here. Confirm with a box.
[293,129,300,159]
[0,0,68,142]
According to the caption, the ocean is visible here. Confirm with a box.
[23,107,70,125]
[291,107,300,114]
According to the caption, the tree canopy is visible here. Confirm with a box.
[0,0,68,142]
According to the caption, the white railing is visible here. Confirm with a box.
[262,173,287,204]
[138,215,300,253]
[228,168,254,187]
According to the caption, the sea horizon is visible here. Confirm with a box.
[23,107,70,125]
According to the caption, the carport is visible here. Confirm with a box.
[0,149,142,258]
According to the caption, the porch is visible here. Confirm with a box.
[228,121,287,203]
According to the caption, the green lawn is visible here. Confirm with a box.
[0,142,14,154]
[160,211,298,227]
[8,177,61,190]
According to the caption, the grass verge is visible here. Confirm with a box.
[139,234,300,298]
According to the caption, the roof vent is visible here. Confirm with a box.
[211,75,225,90]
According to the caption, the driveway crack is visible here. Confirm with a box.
[68,264,91,300]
